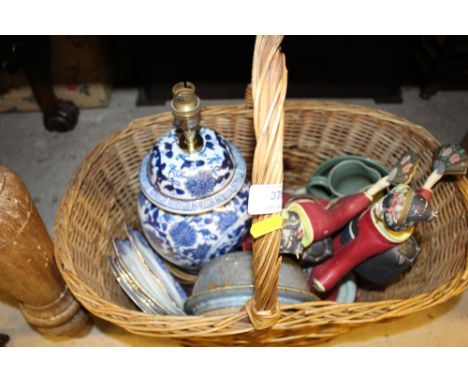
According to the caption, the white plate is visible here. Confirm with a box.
[126,225,188,309]
[108,255,162,315]
[113,238,185,315]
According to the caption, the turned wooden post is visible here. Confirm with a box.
[0,165,90,336]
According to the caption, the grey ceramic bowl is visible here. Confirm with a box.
[185,251,318,316]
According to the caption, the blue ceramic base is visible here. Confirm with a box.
[138,182,251,270]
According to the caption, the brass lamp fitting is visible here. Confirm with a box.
[171,82,203,153]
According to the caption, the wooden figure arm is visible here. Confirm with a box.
[422,170,443,191]
[365,175,390,198]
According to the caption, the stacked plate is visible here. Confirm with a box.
[110,225,188,315]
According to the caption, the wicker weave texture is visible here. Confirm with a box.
[54,100,468,346]
[247,35,287,328]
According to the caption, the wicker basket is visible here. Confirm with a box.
[54,36,468,346]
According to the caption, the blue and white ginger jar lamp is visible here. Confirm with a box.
[138,82,251,271]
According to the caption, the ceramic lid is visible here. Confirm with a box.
[140,126,246,215]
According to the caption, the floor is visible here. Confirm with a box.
[0,88,467,346]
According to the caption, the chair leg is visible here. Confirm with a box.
[13,37,79,132]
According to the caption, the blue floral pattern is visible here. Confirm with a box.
[169,221,197,247]
[216,211,239,231]
[138,181,251,270]
[186,171,216,197]
[147,127,235,201]
[186,244,212,261]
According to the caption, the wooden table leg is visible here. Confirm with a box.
[8,37,79,132]
[0,165,90,336]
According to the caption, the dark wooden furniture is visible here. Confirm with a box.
[131,36,419,104]
[0,36,79,132]
[415,36,468,99]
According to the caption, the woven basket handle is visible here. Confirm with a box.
[245,36,287,330]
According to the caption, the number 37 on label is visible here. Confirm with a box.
[248,184,283,215]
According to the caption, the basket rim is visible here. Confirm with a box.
[54,100,468,340]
